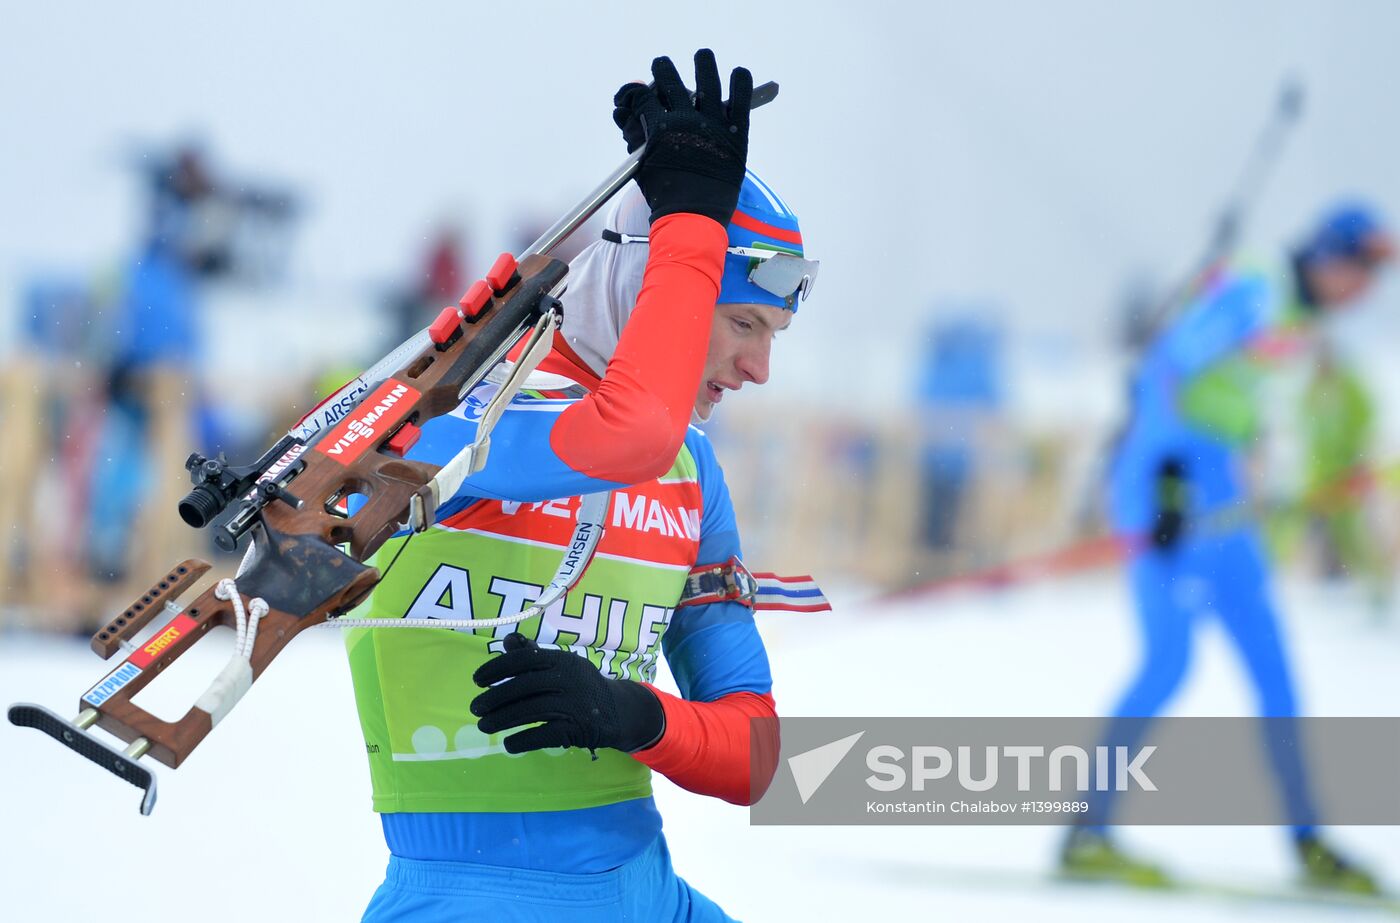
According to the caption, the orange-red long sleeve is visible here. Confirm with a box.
[633,687,780,806]
[549,213,726,484]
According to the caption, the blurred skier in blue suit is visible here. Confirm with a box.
[1063,202,1393,894]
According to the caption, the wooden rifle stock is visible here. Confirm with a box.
[12,255,567,794]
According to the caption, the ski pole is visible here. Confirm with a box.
[1142,77,1305,338]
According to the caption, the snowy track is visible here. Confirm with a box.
[3,574,1397,921]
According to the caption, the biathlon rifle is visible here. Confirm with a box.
[8,81,779,815]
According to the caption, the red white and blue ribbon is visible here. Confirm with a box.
[750,572,830,613]
[678,557,831,614]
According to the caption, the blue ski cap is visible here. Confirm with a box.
[720,169,812,311]
[1299,200,1395,267]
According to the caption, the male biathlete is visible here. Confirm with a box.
[344,50,820,921]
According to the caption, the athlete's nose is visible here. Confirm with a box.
[736,338,771,386]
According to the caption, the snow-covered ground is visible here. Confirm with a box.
[2,573,1397,921]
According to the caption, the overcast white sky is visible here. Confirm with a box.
[4,1,1399,416]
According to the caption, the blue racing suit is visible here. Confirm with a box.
[1093,267,1317,835]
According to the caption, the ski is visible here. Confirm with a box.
[847,856,1400,915]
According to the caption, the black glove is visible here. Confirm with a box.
[1150,458,1188,550]
[470,632,665,757]
[611,49,752,226]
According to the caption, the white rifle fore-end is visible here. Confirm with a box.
[413,309,560,530]
[289,330,432,444]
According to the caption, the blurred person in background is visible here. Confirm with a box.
[80,143,296,622]
[347,52,820,922]
[0,277,106,626]
[2,146,223,627]
[388,224,467,344]
[913,315,1005,566]
[1300,344,1394,616]
[1063,202,1394,893]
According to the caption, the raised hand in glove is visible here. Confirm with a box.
[470,632,665,757]
[611,48,752,226]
